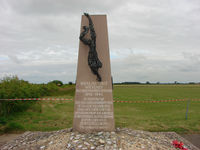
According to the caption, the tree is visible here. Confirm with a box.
[48,80,63,86]
[146,81,150,84]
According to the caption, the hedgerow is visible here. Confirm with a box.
[0,76,58,116]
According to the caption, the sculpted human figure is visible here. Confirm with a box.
[79,13,102,82]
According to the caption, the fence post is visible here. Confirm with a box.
[185,99,190,120]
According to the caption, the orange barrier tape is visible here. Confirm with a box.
[113,99,200,103]
[0,98,73,101]
[0,98,200,103]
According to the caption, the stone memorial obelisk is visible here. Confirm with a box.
[73,13,115,132]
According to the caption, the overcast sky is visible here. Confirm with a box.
[0,0,200,83]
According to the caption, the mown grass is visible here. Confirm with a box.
[0,84,200,134]
[114,101,200,133]
[114,84,200,133]
[0,101,73,133]
[113,84,200,100]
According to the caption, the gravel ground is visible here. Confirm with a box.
[0,134,21,148]
[0,128,199,150]
[181,134,200,149]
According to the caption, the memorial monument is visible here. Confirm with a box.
[73,13,115,132]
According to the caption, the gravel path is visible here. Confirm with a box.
[0,134,22,148]
[0,128,199,150]
[181,134,200,149]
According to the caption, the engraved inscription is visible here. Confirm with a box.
[74,81,114,130]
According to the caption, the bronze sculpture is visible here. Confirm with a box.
[79,13,102,82]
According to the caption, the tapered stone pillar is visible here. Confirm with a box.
[73,15,115,132]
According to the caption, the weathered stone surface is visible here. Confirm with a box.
[73,15,115,132]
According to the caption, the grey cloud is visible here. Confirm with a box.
[0,61,76,83]
[7,54,21,64]
[111,51,200,83]
[4,0,125,15]
[0,0,200,83]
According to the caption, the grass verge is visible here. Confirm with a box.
[0,84,200,134]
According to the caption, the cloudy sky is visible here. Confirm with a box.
[0,0,200,83]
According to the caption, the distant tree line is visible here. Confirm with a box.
[48,80,74,86]
[114,81,200,85]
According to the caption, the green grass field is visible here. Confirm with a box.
[1,84,200,134]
